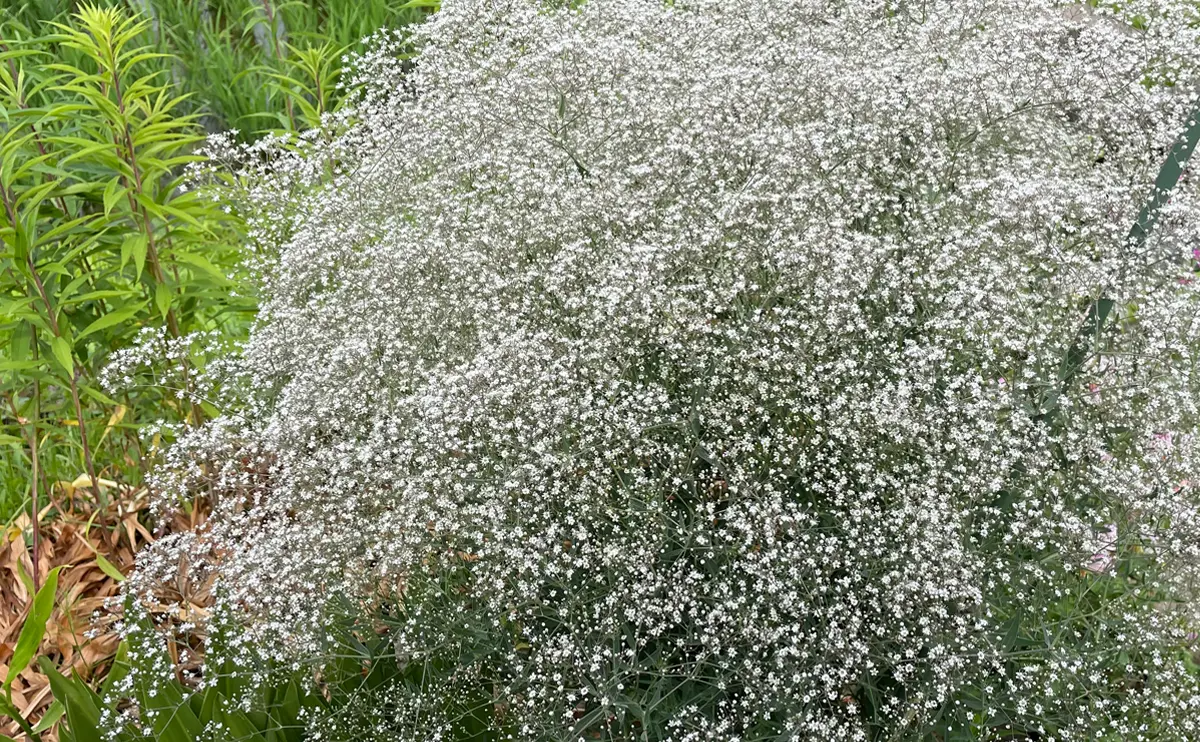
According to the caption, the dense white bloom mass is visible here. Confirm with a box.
[129,0,1200,739]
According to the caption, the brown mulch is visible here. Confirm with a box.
[0,480,209,740]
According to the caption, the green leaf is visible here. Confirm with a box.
[61,290,132,307]
[7,322,31,361]
[4,566,64,690]
[50,335,74,374]
[14,560,35,599]
[221,707,269,742]
[93,554,125,582]
[173,250,227,281]
[79,384,119,406]
[101,641,130,697]
[0,696,39,742]
[0,360,44,372]
[1001,608,1023,653]
[31,700,64,733]
[57,274,92,306]
[102,177,124,216]
[119,233,147,280]
[37,658,103,742]
[39,262,71,278]
[76,301,147,341]
[197,685,219,723]
[0,434,25,445]
[155,280,171,318]
[1048,100,1200,422]
[137,674,201,741]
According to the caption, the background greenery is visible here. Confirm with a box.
[0,0,430,524]
[3,0,431,137]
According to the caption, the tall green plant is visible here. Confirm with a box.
[1,0,431,140]
[0,5,247,520]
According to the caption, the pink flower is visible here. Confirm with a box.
[1083,523,1118,574]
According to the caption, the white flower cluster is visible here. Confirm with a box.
[128,0,1200,739]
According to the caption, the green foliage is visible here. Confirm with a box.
[0,0,434,736]
[4,566,64,692]
[42,655,323,742]
[0,567,62,742]
[1,0,431,139]
[0,4,251,518]
[0,605,326,742]
[39,602,505,742]
[0,0,430,527]
[0,585,309,741]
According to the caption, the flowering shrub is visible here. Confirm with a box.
[112,0,1200,739]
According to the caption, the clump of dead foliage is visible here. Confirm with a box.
[0,482,210,739]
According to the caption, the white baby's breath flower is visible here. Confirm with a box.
[121,1,1200,739]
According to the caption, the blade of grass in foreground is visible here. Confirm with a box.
[1044,99,1200,423]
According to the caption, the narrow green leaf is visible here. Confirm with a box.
[79,385,119,407]
[101,641,130,697]
[102,177,124,216]
[137,675,202,740]
[119,233,147,280]
[0,696,39,742]
[133,192,165,221]
[61,290,131,306]
[50,335,74,374]
[4,566,64,690]
[1002,608,1023,652]
[173,250,227,281]
[37,658,103,742]
[77,301,146,341]
[155,280,171,318]
[1049,101,1200,420]
[31,700,64,733]
[14,560,35,599]
[39,261,71,277]
[222,705,269,742]
[57,274,92,306]
[93,554,125,583]
[8,322,31,361]
[38,214,102,247]
[0,360,44,372]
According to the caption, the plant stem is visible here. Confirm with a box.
[0,693,42,742]
[260,0,297,129]
[4,386,40,594]
[29,329,40,594]
[0,181,103,505]
[1047,99,1200,423]
[24,259,103,507]
[103,31,204,427]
